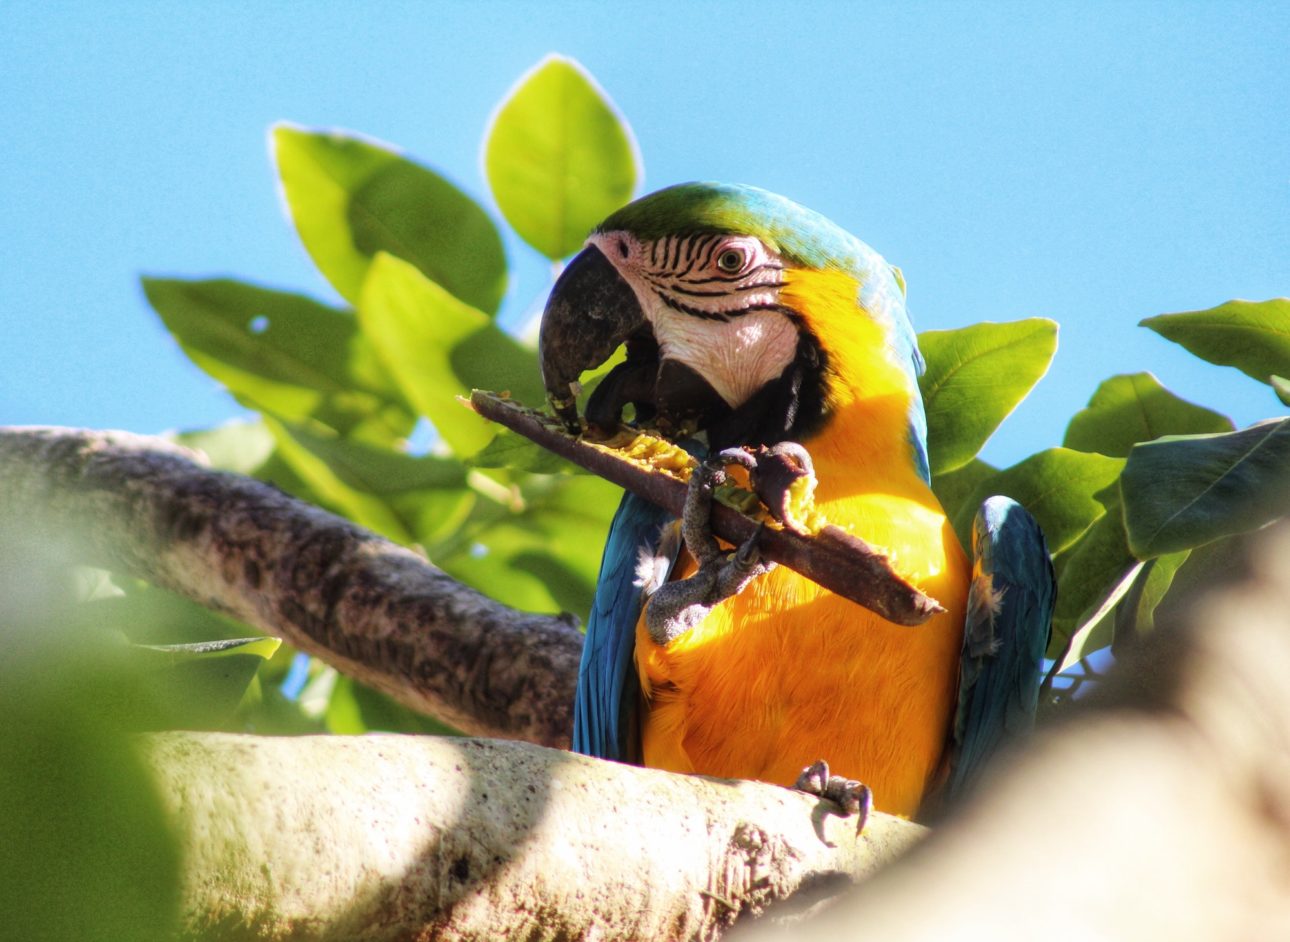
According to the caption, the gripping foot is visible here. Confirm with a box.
[795,759,873,827]
[643,455,775,645]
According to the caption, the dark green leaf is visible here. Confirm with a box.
[143,277,413,442]
[1122,418,1290,557]
[1140,298,1290,386]
[484,55,638,259]
[951,448,1123,558]
[1048,505,1138,662]
[358,253,546,456]
[272,124,506,313]
[918,319,1058,474]
[1063,372,1233,457]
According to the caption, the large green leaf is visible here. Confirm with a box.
[358,253,546,456]
[1063,372,1233,457]
[144,278,413,443]
[951,448,1123,557]
[918,319,1058,475]
[1140,298,1290,386]
[1122,418,1290,557]
[174,420,277,474]
[273,124,507,314]
[484,55,638,260]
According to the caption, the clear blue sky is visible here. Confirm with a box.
[2,1,1286,467]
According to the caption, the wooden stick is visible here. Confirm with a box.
[467,391,943,627]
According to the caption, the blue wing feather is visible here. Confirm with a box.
[948,496,1056,798]
[572,491,676,761]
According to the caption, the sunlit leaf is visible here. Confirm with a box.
[1140,297,1290,387]
[358,253,545,456]
[143,277,413,442]
[1122,418,1290,558]
[174,420,276,474]
[918,319,1057,474]
[951,448,1123,558]
[1063,372,1233,457]
[1272,375,1290,407]
[273,124,506,313]
[1049,506,1137,662]
[484,55,638,259]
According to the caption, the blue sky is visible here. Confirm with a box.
[2,1,1286,467]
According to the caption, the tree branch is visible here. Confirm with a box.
[0,426,581,746]
[146,733,921,941]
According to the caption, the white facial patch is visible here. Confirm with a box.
[587,230,800,409]
[648,306,798,409]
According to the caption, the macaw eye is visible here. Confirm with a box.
[716,247,747,273]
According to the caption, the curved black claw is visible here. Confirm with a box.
[795,759,873,828]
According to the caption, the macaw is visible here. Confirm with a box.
[538,183,1055,818]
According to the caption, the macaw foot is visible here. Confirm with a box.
[642,455,775,646]
[719,442,817,534]
[795,759,873,825]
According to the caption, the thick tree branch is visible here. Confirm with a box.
[0,426,581,746]
[144,733,921,941]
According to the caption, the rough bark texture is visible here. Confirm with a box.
[0,426,582,746]
[144,733,921,941]
[744,520,1290,941]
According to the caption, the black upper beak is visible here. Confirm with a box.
[538,244,645,432]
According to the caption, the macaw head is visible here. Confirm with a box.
[539,182,927,474]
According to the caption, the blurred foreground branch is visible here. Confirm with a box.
[0,426,581,746]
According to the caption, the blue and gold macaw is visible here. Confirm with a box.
[538,183,1054,818]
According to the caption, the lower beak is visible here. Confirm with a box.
[538,244,646,431]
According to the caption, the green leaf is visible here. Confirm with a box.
[173,420,276,474]
[468,429,584,474]
[484,55,638,259]
[124,637,281,731]
[143,277,413,442]
[1049,506,1138,662]
[1122,418,1290,557]
[266,415,473,546]
[272,124,506,313]
[0,686,179,941]
[951,448,1124,558]
[1124,550,1190,635]
[359,253,546,456]
[930,458,996,549]
[1063,372,1233,457]
[437,473,619,614]
[918,319,1058,475]
[1141,298,1290,386]
[1272,375,1290,407]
